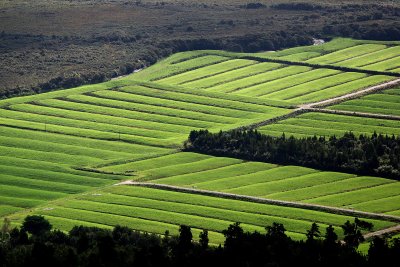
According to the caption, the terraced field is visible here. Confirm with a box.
[0,77,292,218]
[330,87,400,116]
[9,186,395,244]
[130,38,399,105]
[2,38,400,246]
[106,152,400,216]
[258,113,400,138]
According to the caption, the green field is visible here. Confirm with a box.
[1,38,400,245]
[330,87,400,116]
[106,152,400,216]
[258,112,400,138]
[9,186,395,244]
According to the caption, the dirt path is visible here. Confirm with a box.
[304,108,400,121]
[116,181,400,223]
[363,224,400,239]
[298,78,400,109]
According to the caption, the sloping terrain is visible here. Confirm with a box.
[1,38,400,244]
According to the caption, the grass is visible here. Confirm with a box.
[258,112,400,137]
[1,38,400,242]
[206,66,311,93]
[306,44,388,65]
[8,186,394,245]
[330,88,400,116]
[233,69,341,97]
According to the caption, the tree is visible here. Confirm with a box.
[341,218,373,250]
[306,222,320,243]
[178,225,193,249]
[324,225,338,247]
[266,222,287,241]
[199,229,209,249]
[21,215,52,236]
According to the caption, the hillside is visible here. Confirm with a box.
[1,38,400,245]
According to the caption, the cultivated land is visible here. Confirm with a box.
[1,38,400,244]
[330,87,400,117]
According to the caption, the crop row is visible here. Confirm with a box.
[14,186,395,244]
[306,44,387,65]
[157,59,257,85]
[330,89,400,116]
[231,68,341,97]
[258,112,400,137]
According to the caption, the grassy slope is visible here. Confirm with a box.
[2,38,400,245]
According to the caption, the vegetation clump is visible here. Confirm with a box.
[185,129,400,179]
[0,216,399,267]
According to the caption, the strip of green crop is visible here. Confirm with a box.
[0,196,44,208]
[235,69,341,97]
[363,56,400,71]
[261,72,366,100]
[0,184,67,200]
[0,164,114,185]
[0,173,92,194]
[345,195,400,213]
[141,157,242,180]
[106,186,393,231]
[36,98,221,129]
[306,44,387,65]
[331,102,400,117]
[141,55,229,81]
[64,94,242,125]
[150,161,276,186]
[208,66,311,93]
[278,52,322,61]
[264,176,394,202]
[119,82,294,108]
[0,123,161,156]
[2,106,180,140]
[156,166,317,187]
[305,183,400,207]
[9,103,194,134]
[157,59,256,85]
[0,135,124,161]
[0,206,23,217]
[91,90,266,119]
[182,62,282,89]
[258,113,400,137]
[0,143,104,165]
[0,116,177,148]
[225,172,353,196]
[334,46,400,68]
[101,152,211,173]
[288,75,394,103]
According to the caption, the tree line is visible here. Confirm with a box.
[184,130,400,180]
[0,215,398,267]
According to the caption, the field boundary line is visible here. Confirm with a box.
[237,55,400,77]
[363,224,400,239]
[117,182,400,223]
[298,78,400,108]
[303,108,400,121]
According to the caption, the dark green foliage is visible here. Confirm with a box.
[1,216,400,267]
[185,129,400,179]
[342,218,373,250]
[21,215,52,236]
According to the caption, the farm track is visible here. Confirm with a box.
[304,108,400,121]
[363,224,400,239]
[117,182,400,224]
[298,78,400,108]
[236,78,400,130]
